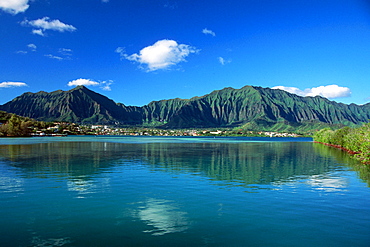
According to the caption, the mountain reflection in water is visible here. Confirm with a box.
[0,140,368,188]
[1,138,370,247]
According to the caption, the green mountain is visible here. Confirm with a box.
[1,85,369,132]
[163,86,370,131]
[0,86,142,125]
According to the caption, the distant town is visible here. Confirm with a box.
[30,122,302,137]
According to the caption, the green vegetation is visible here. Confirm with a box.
[313,123,370,164]
[1,85,369,133]
[0,111,33,137]
[0,111,81,137]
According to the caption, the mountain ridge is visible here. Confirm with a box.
[1,85,369,132]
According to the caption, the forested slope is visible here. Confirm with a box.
[1,85,369,132]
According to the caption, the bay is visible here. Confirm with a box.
[0,136,369,246]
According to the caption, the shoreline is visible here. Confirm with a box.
[314,141,370,165]
[313,141,360,155]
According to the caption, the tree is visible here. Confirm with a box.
[0,115,31,137]
[314,123,370,164]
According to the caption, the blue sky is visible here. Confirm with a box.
[1,0,370,106]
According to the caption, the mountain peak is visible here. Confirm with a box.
[0,85,369,131]
[69,85,89,91]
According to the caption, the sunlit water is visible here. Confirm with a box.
[0,136,369,246]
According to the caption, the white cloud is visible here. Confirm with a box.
[218,57,231,65]
[68,78,99,87]
[45,54,63,60]
[21,17,76,36]
[44,48,73,60]
[307,85,351,98]
[27,43,36,51]
[0,0,29,14]
[115,47,125,59]
[32,29,45,36]
[59,48,72,54]
[202,28,216,37]
[0,81,28,88]
[67,78,113,91]
[272,84,351,99]
[58,48,72,58]
[100,80,112,91]
[119,39,198,71]
[16,43,36,54]
[272,86,304,96]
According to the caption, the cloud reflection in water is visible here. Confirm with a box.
[272,173,349,193]
[67,176,111,198]
[135,198,189,236]
[305,174,348,192]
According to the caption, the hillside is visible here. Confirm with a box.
[1,85,369,132]
[0,86,142,125]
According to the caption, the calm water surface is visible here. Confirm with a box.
[0,136,369,247]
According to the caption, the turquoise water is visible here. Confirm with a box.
[0,136,369,246]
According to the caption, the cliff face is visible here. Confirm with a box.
[1,85,369,130]
[161,86,370,129]
[0,86,137,124]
